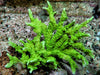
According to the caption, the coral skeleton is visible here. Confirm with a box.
[5,1,94,74]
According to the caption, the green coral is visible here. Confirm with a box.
[5,1,94,74]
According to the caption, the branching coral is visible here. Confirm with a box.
[5,1,94,74]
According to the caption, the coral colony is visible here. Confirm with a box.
[5,1,94,74]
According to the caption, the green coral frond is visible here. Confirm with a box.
[43,1,57,31]
[80,16,94,26]
[28,9,35,22]
[46,57,58,69]
[28,64,38,73]
[63,48,89,66]
[57,52,77,74]
[75,32,91,38]
[58,8,68,26]
[5,53,19,68]
[65,20,75,29]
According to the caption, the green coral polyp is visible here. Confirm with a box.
[5,1,94,74]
